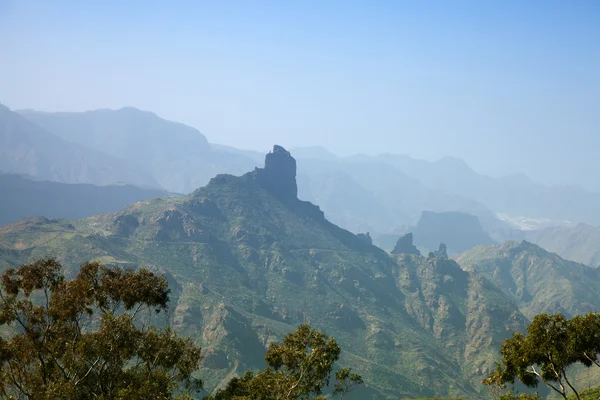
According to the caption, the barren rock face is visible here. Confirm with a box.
[256,145,298,201]
[392,232,421,256]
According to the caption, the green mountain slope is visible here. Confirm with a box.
[456,241,600,319]
[0,146,528,399]
[0,172,173,227]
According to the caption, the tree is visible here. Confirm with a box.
[0,258,202,399]
[568,313,600,369]
[206,324,362,400]
[484,313,600,400]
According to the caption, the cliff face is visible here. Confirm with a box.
[391,233,421,256]
[254,145,298,201]
[413,211,496,254]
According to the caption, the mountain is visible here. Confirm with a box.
[18,108,260,193]
[521,224,600,268]
[373,153,600,226]
[456,241,600,319]
[0,172,173,227]
[0,104,158,187]
[297,170,393,234]
[412,211,496,255]
[299,149,600,227]
[0,146,528,399]
[295,157,507,236]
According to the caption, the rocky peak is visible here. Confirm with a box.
[429,243,448,259]
[357,232,372,245]
[256,145,298,200]
[391,233,421,256]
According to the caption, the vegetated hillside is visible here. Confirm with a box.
[412,211,496,255]
[0,172,173,227]
[0,104,158,187]
[522,224,600,268]
[0,146,528,399]
[18,108,259,193]
[456,241,600,319]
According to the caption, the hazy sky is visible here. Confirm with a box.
[1,0,599,189]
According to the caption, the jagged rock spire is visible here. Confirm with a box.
[391,233,421,256]
[257,145,298,200]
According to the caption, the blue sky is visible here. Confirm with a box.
[1,0,599,189]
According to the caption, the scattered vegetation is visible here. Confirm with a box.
[0,259,203,399]
[206,324,362,400]
[0,259,363,400]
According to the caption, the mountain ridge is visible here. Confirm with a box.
[456,240,600,319]
[0,104,159,187]
[0,146,529,399]
[17,107,260,193]
[0,172,175,227]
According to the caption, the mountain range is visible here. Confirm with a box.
[520,224,600,268]
[0,172,173,227]
[0,146,531,399]
[2,138,600,397]
[0,104,158,187]
[17,107,259,193]
[4,104,600,241]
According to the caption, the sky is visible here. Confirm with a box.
[1,0,599,189]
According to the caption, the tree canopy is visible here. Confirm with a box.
[206,324,362,400]
[0,259,202,399]
[484,312,600,400]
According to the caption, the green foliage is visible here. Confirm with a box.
[205,324,362,400]
[0,258,202,399]
[497,392,541,400]
[484,312,600,400]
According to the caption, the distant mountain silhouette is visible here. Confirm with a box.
[373,153,600,225]
[295,156,508,236]
[18,107,259,193]
[412,211,496,254]
[521,224,600,267]
[0,172,173,227]
[0,104,158,187]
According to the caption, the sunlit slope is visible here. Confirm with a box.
[457,241,600,319]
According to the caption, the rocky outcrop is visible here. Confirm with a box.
[391,233,421,256]
[430,243,448,259]
[357,232,372,245]
[111,214,139,236]
[255,145,298,201]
